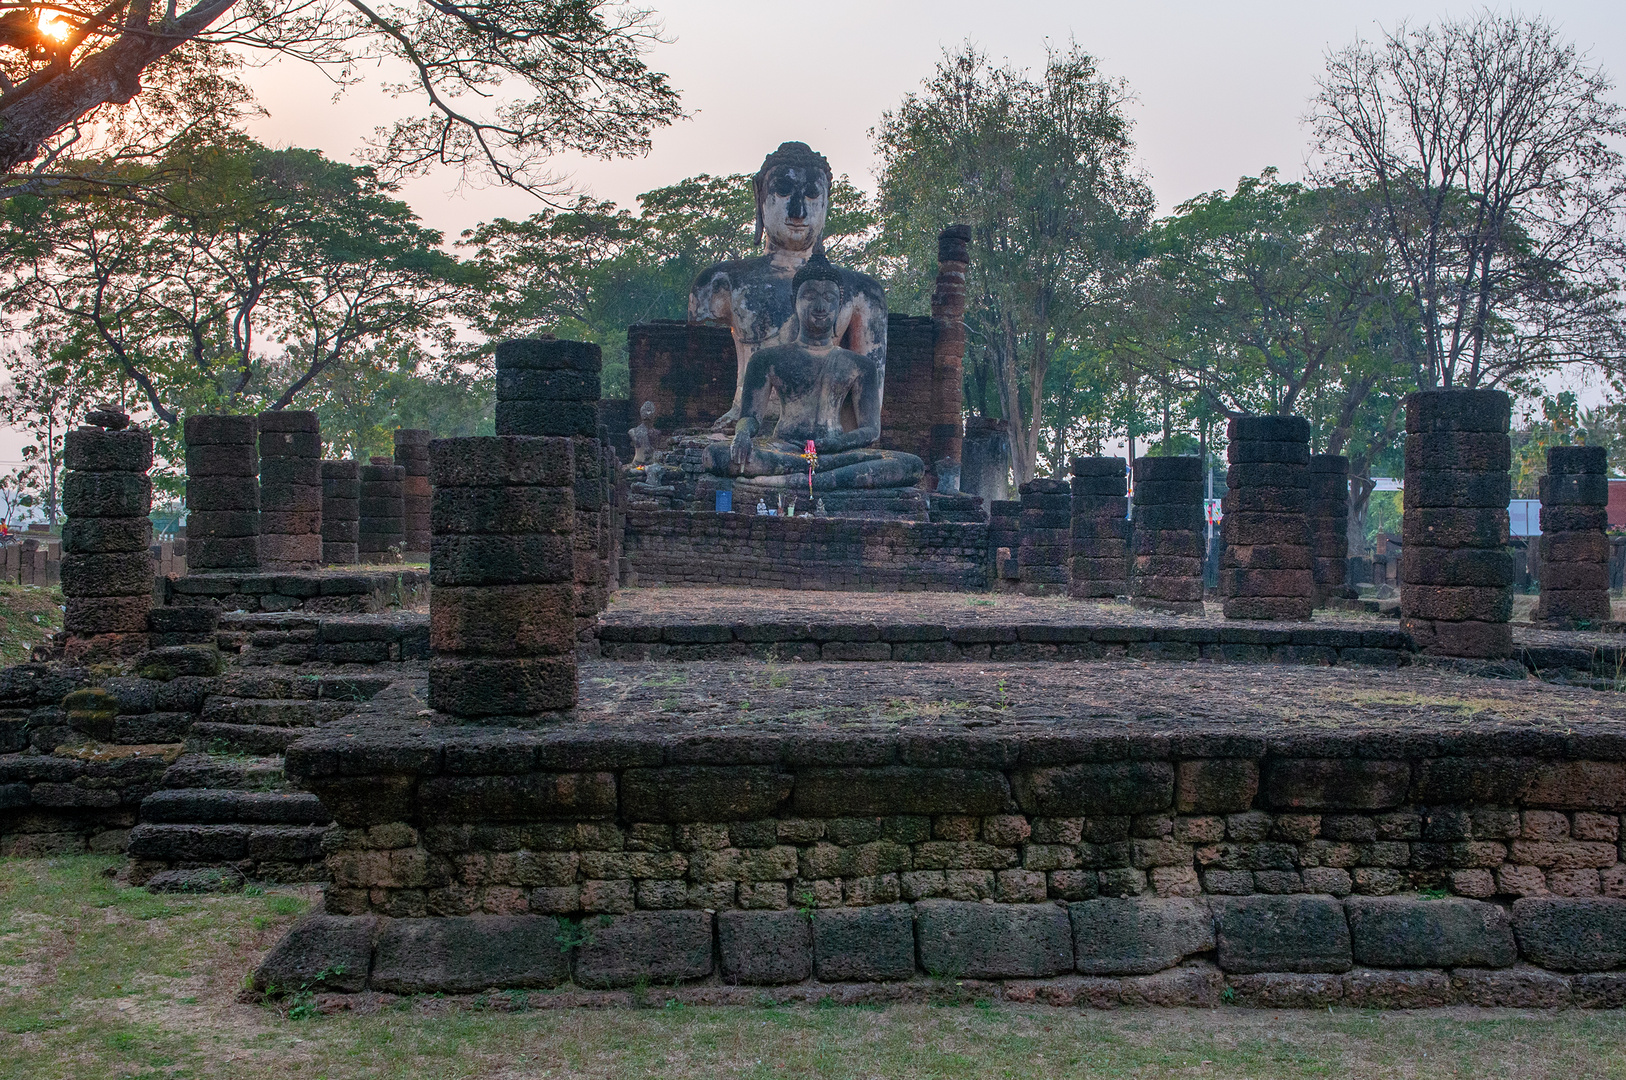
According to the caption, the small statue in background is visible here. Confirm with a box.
[629,400,658,466]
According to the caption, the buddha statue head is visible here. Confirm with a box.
[791,250,843,342]
[754,141,831,253]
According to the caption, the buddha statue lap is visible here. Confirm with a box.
[704,254,923,490]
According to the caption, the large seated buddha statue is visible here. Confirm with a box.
[705,254,923,490]
[690,141,887,429]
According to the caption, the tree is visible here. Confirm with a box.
[0,333,104,523]
[1311,12,1626,391]
[3,138,473,425]
[873,43,1154,483]
[0,0,681,196]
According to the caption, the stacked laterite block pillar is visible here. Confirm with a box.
[495,339,602,439]
[1536,445,1611,623]
[428,436,577,719]
[1017,478,1071,595]
[358,457,406,563]
[184,415,260,571]
[1222,416,1313,620]
[493,339,608,636]
[989,499,1020,585]
[1069,457,1129,599]
[61,414,153,656]
[1309,454,1350,607]
[257,411,323,570]
[1401,389,1513,658]
[928,225,970,489]
[320,461,360,566]
[394,429,432,562]
[1130,456,1205,614]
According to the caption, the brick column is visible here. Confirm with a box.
[184,415,260,570]
[1017,478,1071,595]
[428,436,577,720]
[1309,455,1350,607]
[988,499,1020,585]
[1130,456,1205,614]
[495,338,601,438]
[358,458,406,563]
[1400,389,1513,657]
[394,429,432,561]
[320,461,359,566]
[1069,457,1129,599]
[1536,445,1610,623]
[257,410,323,570]
[493,339,608,633]
[61,413,153,655]
[1222,416,1313,621]
[929,224,970,489]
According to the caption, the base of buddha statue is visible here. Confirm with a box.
[730,480,928,521]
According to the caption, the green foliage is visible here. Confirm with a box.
[872,42,1154,482]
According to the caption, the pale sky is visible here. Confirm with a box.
[4,1,1625,470]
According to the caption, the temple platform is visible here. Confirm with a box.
[596,587,1626,677]
[252,656,1626,1003]
[165,567,430,614]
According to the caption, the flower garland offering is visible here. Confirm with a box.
[802,440,817,497]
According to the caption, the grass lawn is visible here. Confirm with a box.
[1,858,1625,1078]
[0,583,62,665]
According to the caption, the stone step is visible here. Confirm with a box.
[159,754,286,792]
[186,723,308,756]
[140,788,328,826]
[127,822,327,864]
[200,697,358,727]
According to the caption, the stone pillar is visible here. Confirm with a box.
[495,338,602,439]
[320,460,359,566]
[358,457,406,563]
[428,436,577,720]
[962,417,1012,503]
[988,499,1020,585]
[1536,445,1610,623]
[257,411,323,570]
[394,429,432,562]
[1069,457,1129,599]
[1017,478,1071,595]
[929,225,970,490]
[1130,456,1205,614]
[1222,416,1313,621]
[61,412,153,655]
[1309,455,1351,607]
[1400,389,1513,658]
[184,415,260,570]
[493,339,609,635]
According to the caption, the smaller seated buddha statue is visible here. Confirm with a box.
[705,253,923,490]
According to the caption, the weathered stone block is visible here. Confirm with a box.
[812,904,916,982]
[791,767,1012,816]
[418,773,616,822]
[1070,897,1214,975]
[253,914,375,993]
[369,916,570,993]
[1013,762,1174,816]
[1451,966,1571,1008]
[1340,968,1453,1008]
[1512,897,1626,971]
[915,900,1072,979]
[620,767,792,822]
[1175,760,1259,814]
[573,910,713,988]
[1264,759,1411,810]
[1213,895,1352,973]
[1345,897,1515,969]
[717,909,813,985]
